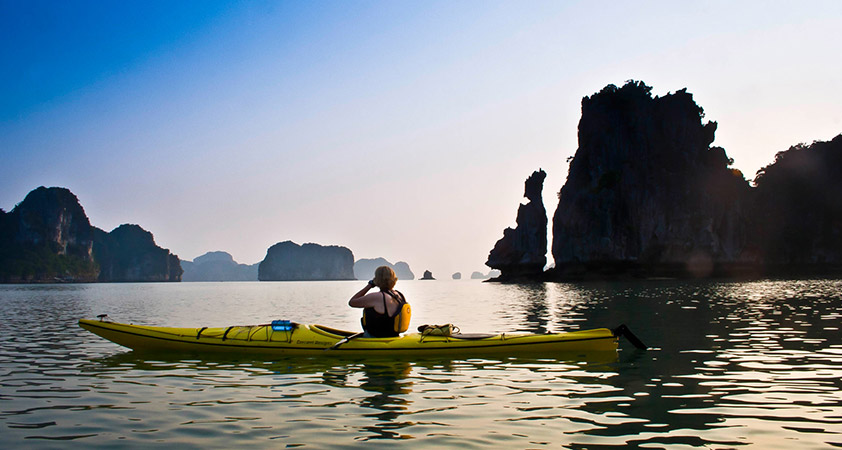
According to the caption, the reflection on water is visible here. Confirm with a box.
[1,279,841,447]
[322,360,415,440]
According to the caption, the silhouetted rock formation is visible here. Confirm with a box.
[0,187,98,282]
[0,187,182,283]
[94,224,183,282]
[392,261,414,280]
[354,257,415,280]
[551,81,752,278]
[420,270,435,280]
[486,169,548,278]
[182,251,258,281]
[259,241,355,281]
[452,272,461,280]
[749,135,842,269]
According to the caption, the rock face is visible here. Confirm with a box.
[0,187,98,282]
[486,169,548,278]
[259,241,355,281]
[0,186,182,282]
[354,257,415,280]
[182,251,258,281]
[551,81,752,277]
[750,135,842,268]
[420,270,435,280]
[392,261,414,280]
[94,224,183,282]
[481,80,840,279]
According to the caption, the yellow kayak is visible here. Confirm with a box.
[79,318,627,356]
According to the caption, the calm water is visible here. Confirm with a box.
[1,279,840,448]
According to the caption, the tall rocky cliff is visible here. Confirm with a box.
[749,135,842,268]
[487,169,548,278]
[0,186,182,282]
[258,241,355,281]
[552,82,751,277]
[94,224,183,282]
[549,81,841,278]
[0,187,98,282]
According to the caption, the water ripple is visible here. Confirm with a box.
[1,280,842,447]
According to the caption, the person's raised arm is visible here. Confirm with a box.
[349,280,376,307]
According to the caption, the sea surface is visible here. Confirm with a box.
[1,279,840,448]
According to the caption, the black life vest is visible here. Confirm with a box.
[361,290,410,338]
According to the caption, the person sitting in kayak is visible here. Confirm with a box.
[349,266,411,338]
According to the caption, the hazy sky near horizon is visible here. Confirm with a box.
[2,1,841,276]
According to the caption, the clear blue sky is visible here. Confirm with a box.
[2,0,841,275]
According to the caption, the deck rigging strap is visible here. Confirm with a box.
[247,326,261,342]
[196,327,208,339]
[221,326,235,341]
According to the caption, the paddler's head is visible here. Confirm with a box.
[373,266,398,290]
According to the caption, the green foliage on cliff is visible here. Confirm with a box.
[0,187,182,283]
[0,187,99,282]
[0,241,99,282]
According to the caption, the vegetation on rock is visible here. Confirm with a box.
[1,187,182,283]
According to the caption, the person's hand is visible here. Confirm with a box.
[367,280,376,288]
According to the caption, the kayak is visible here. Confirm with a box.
[78,318,632,357]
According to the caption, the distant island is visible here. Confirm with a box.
[354,257,415,281]
[181,251,258,281]
[487,80,842,281]
[182,253,418,282]
[471,270,500,280]
[0,188,415,284]
[0,187,182,283]
[420,270,435,280]
[258,241,355,281]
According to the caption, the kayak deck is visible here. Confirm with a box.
[79,319,619,356]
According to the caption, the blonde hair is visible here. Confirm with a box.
[373,266,398,290]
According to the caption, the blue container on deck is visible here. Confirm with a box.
[271,320,293,331]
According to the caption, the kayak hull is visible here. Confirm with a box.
[79,319,618,356]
